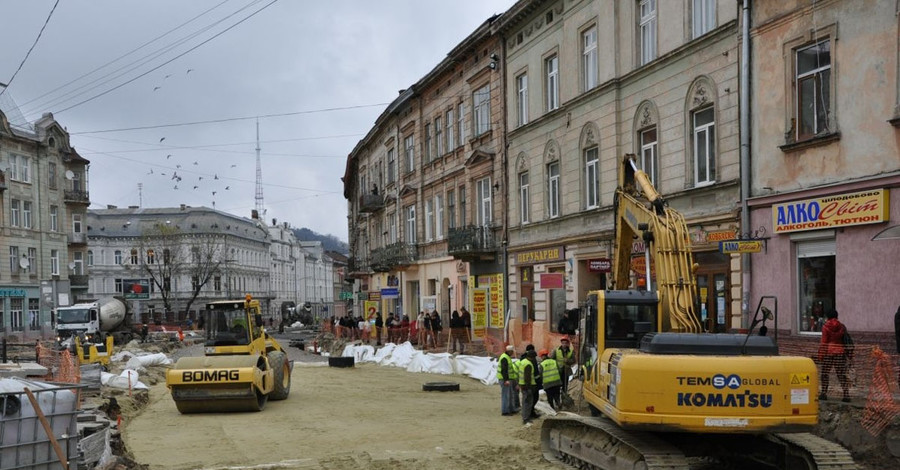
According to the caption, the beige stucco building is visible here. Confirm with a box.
[497,0,742,348]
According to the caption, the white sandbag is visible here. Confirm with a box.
[100,369,148,390]
[406,352,454,375]
[352,345,376,363]
[124,353,173,372]
[372,343,396,364]
[381,342,416,368]
[453,355,498,385]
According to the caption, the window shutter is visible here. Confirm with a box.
[797,239,835,258]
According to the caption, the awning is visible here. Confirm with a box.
[872,225,900,241]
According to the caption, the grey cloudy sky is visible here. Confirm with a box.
[0,0,515,242]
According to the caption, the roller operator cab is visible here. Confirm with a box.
[165,296,292,413]
[580,290,819,434]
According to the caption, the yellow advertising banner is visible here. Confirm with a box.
[773,189,890,233]
[364,301,379,324]
[470,287,489,339]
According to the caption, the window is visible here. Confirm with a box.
[640,0,657,66]
[10,299,23,332]
[446,109,455,150]
[692,0,716,39]
[73,252,84,275]
[404,135,415,173]
[387,148,395,185]
[548,162,560,218]
[115,250,123,265]
[448,189,456,229]
[28,299,39,330]
[585,147,600,208]
[214,276,222,292]
[388,213,397,244]
[22,201,32,229]
[476,177,492,226]
[640,127,658,186]
[797,239,835,333]
[50,249,59,275]
[424,123,432,162]
[130,249,138,265]
[147,249,156,264]
[433,194,443,239]
[693,107,716,185]
[473,84,491,136]
[73,213,83,233]
[796,39,831,140]
[71,171,82,191]
[8,154,30,183]
[516,73,529,126]
[405,204,417,244]
[459,187,467,226]
[583,27,598,91]
[435,116,443,156]
[10,199,20,227]
[192,276,200,292]
[546,55,559,111]
[49,162,57,189]
[519,171,530,224]
[87,250,93,267]
[115,278,123,293]
[50,206,58,231]
[425,198,434,241]
[27,248,36,274]
[9,246,19,274]
[457,103,466,144]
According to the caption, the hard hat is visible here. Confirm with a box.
[539,349,549,357]
[560,336,570,342]
[505,344,515,351]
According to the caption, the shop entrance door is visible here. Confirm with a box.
[697,272,728,332]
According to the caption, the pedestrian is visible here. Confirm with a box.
[400,315,411,342]
[539,349,562,411]
[423,311,433,349]
[521,344,541,419]
[431,310,443,348]
[416,311,426,347]
[817,309,851,402]
[557,309,575,335]
[449,310,465,353]
[554,336,576,397]
[460,307,472,343]
[496,344,518,416]
[140,323,149,343]
[519,349,538,424]
[358,316,370,344]
[374,313,383,346]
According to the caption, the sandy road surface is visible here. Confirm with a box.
[121,353,555,470]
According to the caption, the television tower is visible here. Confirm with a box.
[254,118,265,218]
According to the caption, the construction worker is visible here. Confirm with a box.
[497,345,518,416]
[518,349,538,425]
[140,324,149,343]
[539,349,562,411]
[554,336,576,396]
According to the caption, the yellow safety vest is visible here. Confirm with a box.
[517,360,535,386]
[496,353,518,381]
[540,358,562,387]
[554,347,574,369]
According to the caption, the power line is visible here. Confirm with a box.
[69,103,389,135]
[0,0,60,99]
[52,0,279,116]
[76,131,361,154]
[17,0,232,110]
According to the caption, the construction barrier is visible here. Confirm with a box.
[34,343,80,384]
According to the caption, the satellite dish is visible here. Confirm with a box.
[18,258,29,269]
[68,262,76,270]
[64,170,75,180]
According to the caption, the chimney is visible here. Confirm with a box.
[106,205,117,209]
[180,204,186,211]
[272,218,277,226]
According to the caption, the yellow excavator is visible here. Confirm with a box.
[541,155,856,469]
[166,295,292,413]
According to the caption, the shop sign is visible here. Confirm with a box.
[123,279,150,299]
[587,258,612,272]
[339,291,354,300]
[380,288,399,297]
[367,292,381,301]
[514,246,565,265]
[719,240,763,254]
[539,273,564,289]
[706,230,737,242]
[773,189,890,233]
[631,255,655,275]
[0,288,26,297]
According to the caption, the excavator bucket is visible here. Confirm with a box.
[166,355,271,413]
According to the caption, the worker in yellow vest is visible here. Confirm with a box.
[518,349,538,424]
[554,336,576,396]
[539,349,562,411]
[496,344,518,416]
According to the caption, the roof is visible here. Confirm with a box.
[87,206,270,243]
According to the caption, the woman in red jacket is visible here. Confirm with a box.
[817,309,851,402]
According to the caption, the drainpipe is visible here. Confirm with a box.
[500,34,511,344]
[740,0,752,329]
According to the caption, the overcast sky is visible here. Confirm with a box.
[0,0,515,242]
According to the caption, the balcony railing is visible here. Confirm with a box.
[0,170,6,192]
[346,256,370,278]
[370,242,418,272]
[64,189,90,204]
[69,274,88,287]
[67,232,87,245]
[358,193,384,213]
[448,225,499,261]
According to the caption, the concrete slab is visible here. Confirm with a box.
[0,362,49,378]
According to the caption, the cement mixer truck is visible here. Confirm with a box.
[55,297,137,346]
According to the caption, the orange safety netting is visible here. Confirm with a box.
[35,342,80,384]
[861,346,900,436]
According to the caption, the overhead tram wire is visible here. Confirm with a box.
[51,0,280,116]
[17,0,232,110]
[0,0,60,99]
[22,0,265,117]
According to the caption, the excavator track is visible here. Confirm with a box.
[766,432,858,470]
[542,413,690,470]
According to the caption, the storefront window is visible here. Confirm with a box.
[797,239,836,333]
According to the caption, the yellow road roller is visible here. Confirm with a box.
[166,295,292,413]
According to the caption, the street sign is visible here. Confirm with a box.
[339,291,353,300]
[719,240,763,254]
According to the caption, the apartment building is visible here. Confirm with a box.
[495,0,741,346]
[0,99,87,337]
[268,220,300,324]
[746,0,900,343]
[344,15,508,337]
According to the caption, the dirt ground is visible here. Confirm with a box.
[102,335,900,470]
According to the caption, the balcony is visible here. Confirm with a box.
[448,225,499,261]
[64,189,90,205]
[67,232,87,245]
[370,242,418,272]
[69,274,88,287]
[358,193,384,213]
[346,256,370,279]
[0,170,6,192]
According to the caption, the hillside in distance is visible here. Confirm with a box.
[292,227,348,255]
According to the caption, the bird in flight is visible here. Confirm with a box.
[193,186,199,190]
[159,137,166,143]
[174,185,178,190]
[176,164,181,169]
[160,172,167,176]
[214,174,219,180]
[193,161,198,165]
[186,69,194,74]
[230,164,236,168]
[198,176,203,181]
[225,186,230,190]
[212,191,217,196]
[153,86,161,92]
[147,169,153,175]
[164,74,171,79]
[166,154,172,159]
